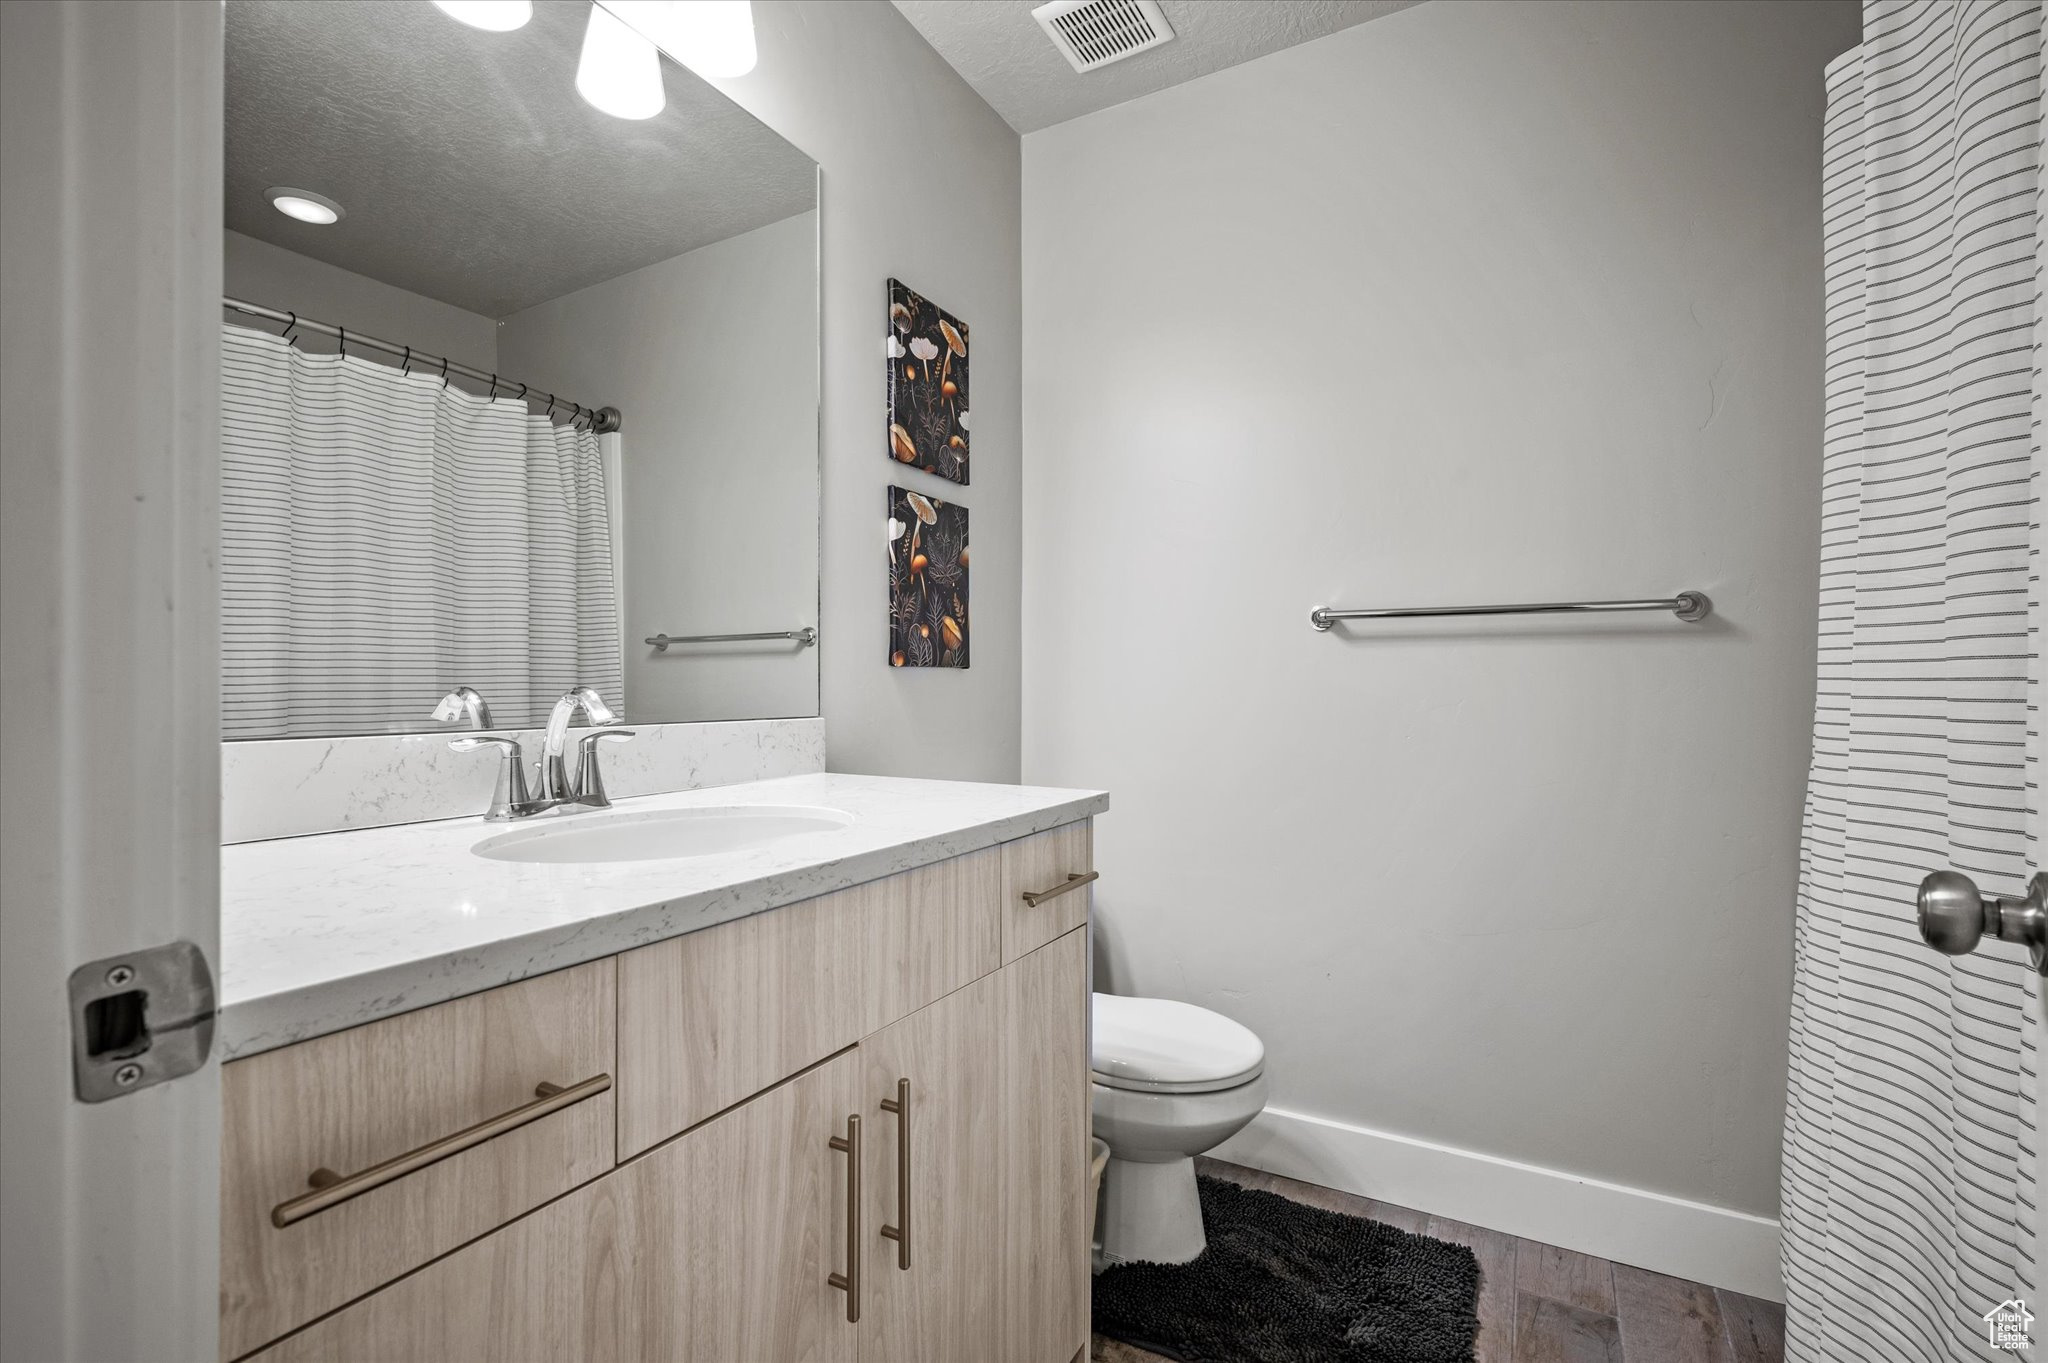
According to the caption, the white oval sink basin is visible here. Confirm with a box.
[472,805,854,865]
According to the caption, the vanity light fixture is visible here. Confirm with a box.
[265,187,344,225]
[601,0,757,79]
[577,2,666,120]
[429,0,534,31]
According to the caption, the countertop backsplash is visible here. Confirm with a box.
[221,717,826,843]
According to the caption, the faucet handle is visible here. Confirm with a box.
[450,735,533,821]
[573,730,636,808]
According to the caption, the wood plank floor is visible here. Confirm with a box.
[1091,1158,1783,1363]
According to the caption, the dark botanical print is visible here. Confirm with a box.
[886,278,969,486]
[888,485,968,669]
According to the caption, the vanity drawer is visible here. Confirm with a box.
[999,820,1094,964]
[616,847,999,1158]
[220,958,616,1361]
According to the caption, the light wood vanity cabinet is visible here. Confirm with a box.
[998,928,1092,1362]
[1001,822,1094,963]
[225,821,1094,1363]
[860,970,1005,1361]
[614,845,1001,1159]
[220,958,617,1361]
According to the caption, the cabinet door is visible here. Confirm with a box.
[245,1172,621,1363]
[616,848,998,1158]
[222,958,617,1359]
[998,927,1091,1363]
[999,822,1092,963]
[616,1047,862,1363]
[858,972,1004,1363]
[250,1044,864,1363]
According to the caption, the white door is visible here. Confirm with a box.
[0,3,224,1360]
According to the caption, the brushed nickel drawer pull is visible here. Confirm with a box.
[270,1073,611,1228]
[828,1113,862,1322]
[1021,870,1098,908]
[879,1077,910,1269]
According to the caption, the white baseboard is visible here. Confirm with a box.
[1211,1106,1784,1303]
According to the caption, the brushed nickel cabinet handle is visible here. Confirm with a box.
[879,1077,910,1269]
[828,1113,861,1323]
[271,1073,611,1228]
[1021,870,1098,908]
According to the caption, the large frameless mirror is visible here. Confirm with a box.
[219,0,819,739]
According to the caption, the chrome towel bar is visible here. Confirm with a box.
[646,627,818,652]
[1310,591,1710,631]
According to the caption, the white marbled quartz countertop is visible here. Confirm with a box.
[219,772,1108,1060]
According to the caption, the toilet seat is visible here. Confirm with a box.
[1091,993,1265,1095]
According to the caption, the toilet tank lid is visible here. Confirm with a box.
[1091,992,1265,1088]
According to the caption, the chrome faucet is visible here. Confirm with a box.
[431,686,493,730]
[442,685,635,821]
[540,686,618,803]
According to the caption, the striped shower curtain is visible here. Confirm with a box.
[1783,3,2045,1360]
[220,323,622,738]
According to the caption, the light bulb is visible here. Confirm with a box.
[430,0,533,31]
[577,3,666,120]
[602,1,757,79]
[266,187,344,225]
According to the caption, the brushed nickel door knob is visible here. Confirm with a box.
[1918,870,1992,955]
[1916,870,2048,975]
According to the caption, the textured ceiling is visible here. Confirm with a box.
[890,0,1424,133]
[225,0,816,317]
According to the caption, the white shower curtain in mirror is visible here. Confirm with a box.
[1784,3,2044,1360]
[220,323,622,738]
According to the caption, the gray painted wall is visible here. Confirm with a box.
[223,229,498,372]
[1021,0,1857,1217]
[704,1,1023,782]
[499,211,821,724]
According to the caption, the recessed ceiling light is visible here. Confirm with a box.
[430,0,533,31]
[266,187,344,225]
[577,3,666,121]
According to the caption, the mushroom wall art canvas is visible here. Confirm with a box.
[888,486,968,668]
[886,278,969,485]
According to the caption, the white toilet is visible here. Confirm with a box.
[1091,992,1266,1267]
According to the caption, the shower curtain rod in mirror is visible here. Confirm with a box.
[222,296,623,433]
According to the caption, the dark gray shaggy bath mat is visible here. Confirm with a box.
[1092,1175,1481,1363]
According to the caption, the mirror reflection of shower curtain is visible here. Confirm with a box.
[220,323,622,737]
[1782,3,2043,1359]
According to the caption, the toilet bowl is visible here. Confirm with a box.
[1091,992,1266,1268]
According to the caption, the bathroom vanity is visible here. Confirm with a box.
[214,774,1104,1363]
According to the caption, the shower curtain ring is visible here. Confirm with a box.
[282,312,298,346]
[516,383,528,404]
[488,374,498,400]
[440,357,450,388]
[400,345,412,375]
[544,394,556,419]
[337,326,346,358]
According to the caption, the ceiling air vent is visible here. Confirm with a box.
[1032,0,1175,74]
